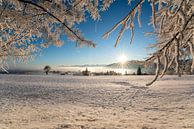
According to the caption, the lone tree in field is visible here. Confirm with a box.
[0,0,193,85]
[137,66,142,75]
[82,67,90,76]
[44,65,51,75]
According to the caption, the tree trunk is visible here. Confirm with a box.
[189,41,194,74]
[175,38,181,77]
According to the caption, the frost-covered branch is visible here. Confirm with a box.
[103,0,144,47]
[189,39,194,74]
[0,0,105,65]
[160,47,168,78]
[145,1,193,85]
[18,0,95,47]
[146,56,160,86]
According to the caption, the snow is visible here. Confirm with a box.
[0,74,194,129]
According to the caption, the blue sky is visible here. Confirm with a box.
[16,0,155,69]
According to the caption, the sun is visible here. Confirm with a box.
[118,54,128,64]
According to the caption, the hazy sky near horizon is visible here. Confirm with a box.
[14,0,155,69]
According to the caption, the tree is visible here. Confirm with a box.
[82,67,90,76]
[137,66,142,75]
[0,0,193,85]
[44,65,51,75]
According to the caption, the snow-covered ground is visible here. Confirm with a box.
[0,74,193,129]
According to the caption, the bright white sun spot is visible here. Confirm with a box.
[118,54,128,64]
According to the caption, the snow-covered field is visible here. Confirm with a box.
[0,74,193,129]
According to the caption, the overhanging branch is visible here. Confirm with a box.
[18,0,95,47]
[146,12,194,63]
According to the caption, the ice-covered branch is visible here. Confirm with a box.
[145,1,193,85]
[160,47,168,78]
[18,0,96,47]
[103,0,144,47]
[189,40,194,74]
[146,12,194,63]
[146,56,161,86]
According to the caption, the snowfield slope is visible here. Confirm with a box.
[0,74,194,129]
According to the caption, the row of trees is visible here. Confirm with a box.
[0,0,193,85]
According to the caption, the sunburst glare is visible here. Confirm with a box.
[117,54,128,64]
